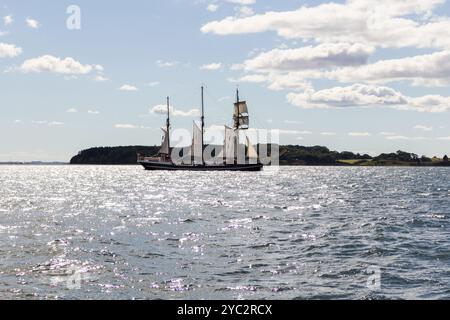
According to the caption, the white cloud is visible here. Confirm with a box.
[200,62,222,70]
[32,120,64,127]
[278,129,312,135]
[227,0,256,5]
[321,132,337,136]
[201,0,450,49]
[115,124,138,129]
[385,135,428,140]
[119,84,139,91]
[0,42,22,58]
[237,72,313,91]
[94,75,109,82]
[414,125,433,131]
[287,84,450,113]
[48,121,64,126]
[207,4,219,12]
[26,17,40,29]
[147,81,160,87]
[32,120,48,125]
[349,132,371,137]
[236,6,254,17]
[437,137,450,141]
[88,110,100,115]
[386,135,410,140]
[18,55,96,75]
[380,132,397,136]
[241,43,374,72]
[156,60,179,68]
[66,108,78,113]
[151,105,200,117]
[3,15,13,26]
[327,50,450,87]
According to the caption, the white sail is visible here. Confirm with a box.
[225,126,236,163]
[246,136,258,159]
[159,128,170,155]
[192,122,203,164]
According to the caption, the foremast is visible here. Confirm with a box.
[159,96,171,162]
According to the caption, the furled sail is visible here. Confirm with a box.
[233,101,250,130]
[192,122,203,164]
[234,101,248,116]
[246,136,258,159]
[239,116,249,127]
[159,128,170,155]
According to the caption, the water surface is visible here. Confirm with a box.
[0,166,449,300]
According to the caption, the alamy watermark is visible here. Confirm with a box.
[50,266,88,290]
[66,5,81,30]
[168,128,280,171]
[366,266,381,291]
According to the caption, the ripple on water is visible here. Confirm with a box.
[1,166,450,299]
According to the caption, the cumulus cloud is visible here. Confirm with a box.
[26,18,40,29]
[151,105,200,117]
[349,132,371,137]
[201,0,450,49]
[94,75,109,82]
[241,43,375,72]
[18,55,97,75]
[237,72,313,91]
[66,108,78,113]
[156,60,179,68]
[235,6,254,17]
[326,50,450,86]
[287,84,450,113]
[31,120,64,127]
[115,124,138,129]
[200,62,222,70]
[48,121,64,126]
[119,84,138,91]
[3,15,13,26]
[0,42,22,58]
[207,4,219,12]
[414,125,433,131]
[227,0,256,5]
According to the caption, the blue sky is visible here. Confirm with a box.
[1,0,450,161]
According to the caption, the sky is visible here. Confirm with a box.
[1,0,450,161]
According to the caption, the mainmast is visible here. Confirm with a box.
[235,88,240,129]
[201,86,205,165]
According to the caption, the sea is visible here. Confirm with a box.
[0,166,449,300]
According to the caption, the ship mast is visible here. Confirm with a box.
[166,96,171,153]
[201,86,205,166]
[235,88,240,129]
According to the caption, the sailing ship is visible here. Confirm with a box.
[137,87,263,171]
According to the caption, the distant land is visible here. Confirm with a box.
[0,161,67,165]
[69,146,450,167]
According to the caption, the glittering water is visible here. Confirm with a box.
[0,166,449,300]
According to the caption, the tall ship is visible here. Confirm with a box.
[138,87,263,171]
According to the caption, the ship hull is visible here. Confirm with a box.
[138,161,263,172]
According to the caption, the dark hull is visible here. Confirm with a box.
[138,161,263,172]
